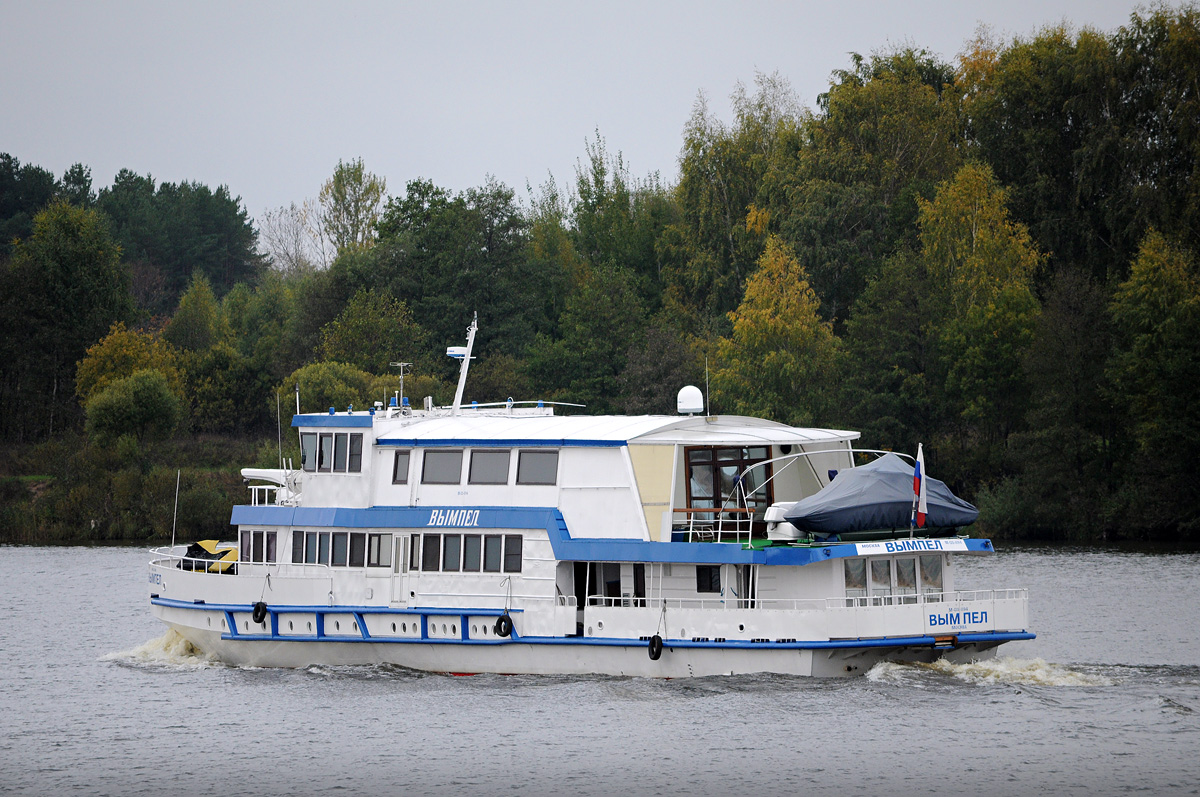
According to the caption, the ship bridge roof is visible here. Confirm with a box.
[329,412,862,448]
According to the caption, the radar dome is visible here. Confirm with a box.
[677,385,704,415]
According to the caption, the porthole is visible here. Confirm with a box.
[587,626,593,636]
[392,622,397,632]
[441,624,447,634]
[335,620,340,631]
[681,629,686,637]
[738,624,745,632]
[244,621,249,631]
[207,617,211,627]
[451,624,457,634]
[597,621,604,630]
[353,621,358,632]
[472,624,477,634]
[402,622,407,633]
[289,621,294,631]
[307,621,312,631]
[222,619,226,629]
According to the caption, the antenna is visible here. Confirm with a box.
[450,313,478,416]
[294,383,300,416]
[276,390,283,469]
[170,469,180,552]
[704,356,711,416]
[389,361,412,408]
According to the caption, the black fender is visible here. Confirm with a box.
[494,614,513,638]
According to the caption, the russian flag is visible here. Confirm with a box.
[913,443,928,528]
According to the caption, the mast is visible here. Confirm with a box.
[450,313,478,416]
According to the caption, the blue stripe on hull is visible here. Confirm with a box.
[153,597,1034,650]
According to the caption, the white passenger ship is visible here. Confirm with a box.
[147,321,1033,677]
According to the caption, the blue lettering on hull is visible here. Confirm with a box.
[929,610,988,627]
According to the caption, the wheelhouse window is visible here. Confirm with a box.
[696,564,721,593]
[299,432,363,473]
[240,530,277,563]
[334,434,348,471]
[684,446,774,529]
[318,434,334,472]
[469,450,511,484]
[516,450,558,485]
[422,450,463,484]
[392,450,410,484]
[301,433,318,472]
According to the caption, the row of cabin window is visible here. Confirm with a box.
[412,533,522,573]
[240,530,278,563]
[392,449,558,486]
[291,530,393,568]
[299,433,364,473]
[844,555,943,597]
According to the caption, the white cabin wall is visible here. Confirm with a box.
[371,447,560,508]
[373,446,413,506]
[557,448,647,540]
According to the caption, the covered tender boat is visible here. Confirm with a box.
[781,452,978,537]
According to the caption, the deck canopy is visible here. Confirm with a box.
[782,453,978,535]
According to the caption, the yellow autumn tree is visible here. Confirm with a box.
[712,236,837,425]
[918,162,1042,314]
[75,322,183,407]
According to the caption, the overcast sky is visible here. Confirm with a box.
[1,0,1158,223]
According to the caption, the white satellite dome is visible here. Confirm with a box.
[676,385,705,415]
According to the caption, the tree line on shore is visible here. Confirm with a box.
[1,5,1197,544]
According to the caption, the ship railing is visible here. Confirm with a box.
[415,590,577,607]
[584,588,1027,612]
[248,485,279,506]
[672,507,755,543]
[148,545,240,575]
[839,588,1028,608]
[148,547,335,577]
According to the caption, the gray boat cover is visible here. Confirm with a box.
[781,453,978,535]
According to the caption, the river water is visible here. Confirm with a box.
[1,545,1197,797]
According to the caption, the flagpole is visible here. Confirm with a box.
[910,443,927,538]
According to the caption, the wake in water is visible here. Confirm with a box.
[100,629,222,670]
[868,656,1115,687]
